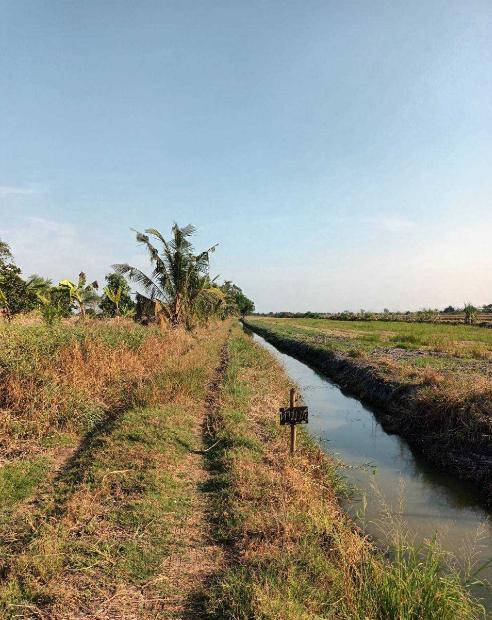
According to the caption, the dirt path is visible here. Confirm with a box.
[162,336,230,619]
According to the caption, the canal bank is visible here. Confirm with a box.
[244,324,492,610]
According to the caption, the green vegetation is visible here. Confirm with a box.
[100,271,136,317]
[0,458,49,518]
[0,227,487,618]
[58,272,99,319]
[246,316,492,361]
[0,263,45,316]
[220,280,255,316]
[0,226,253,328]
[114,224,226,328]
[464,302,480,325]
[0,239,54,318]
[0,239,12,263]
[259,306,492,326]
[0,315,486,618]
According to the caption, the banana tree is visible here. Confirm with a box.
[36,291,64,326]
[103,284,122,316]
[0,288,11,320]
[59,272,98,319]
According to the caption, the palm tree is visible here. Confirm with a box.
[26,274,52,295]
[114,224,218,328]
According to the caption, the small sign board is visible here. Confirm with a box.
[279,406,309,426]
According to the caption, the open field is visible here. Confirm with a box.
[263,312,492,328]
[249,316,492,362]
[243,316,492,507]
[0,318,486,618]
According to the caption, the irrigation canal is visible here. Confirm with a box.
[246,327,492,611]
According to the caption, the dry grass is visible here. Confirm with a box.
[0,318,485,618]
[0,319,194,459]
[0,318,230,619]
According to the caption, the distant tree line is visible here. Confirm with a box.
[255,304,492,327]
[0,224,254,329]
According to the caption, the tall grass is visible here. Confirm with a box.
[0,318,193,457]
[348,539,485,620]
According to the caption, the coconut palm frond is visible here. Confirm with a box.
[113,263,166,302]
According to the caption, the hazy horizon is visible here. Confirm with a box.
[1,1,491,313]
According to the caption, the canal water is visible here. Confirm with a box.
[247,329,492,609]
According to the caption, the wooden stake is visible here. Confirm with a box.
[290,387,296,454]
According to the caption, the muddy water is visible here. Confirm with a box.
[248,329,492,609]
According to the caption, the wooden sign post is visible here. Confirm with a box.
[279,387,308,454]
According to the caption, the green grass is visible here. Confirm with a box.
[248,316,492,360]
[0,458,49,517]
[353,538,486,620]
[0,318,486,618]
[0,319,227,618]
[0,403,195,616]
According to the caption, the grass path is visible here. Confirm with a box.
[162,335,230,618]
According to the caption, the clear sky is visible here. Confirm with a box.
[1,0,491,312]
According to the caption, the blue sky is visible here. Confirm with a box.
[1,0,491,312]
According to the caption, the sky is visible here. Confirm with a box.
[1,0,491,312]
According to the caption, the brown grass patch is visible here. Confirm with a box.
[0,321,194,459]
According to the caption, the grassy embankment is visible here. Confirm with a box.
[0,318,485,618]
[243,316,492,505]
